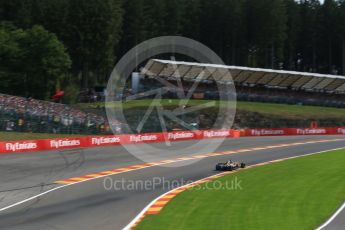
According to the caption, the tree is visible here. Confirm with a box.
[244,0,287,68]
[0,0,34,27]
[30,0,71,43]
[296,0,321,72]
[142,0,168,38]
[65,0,123,88]
[181,0,202,40]
[220,0,245,65]
[339,0,345,75]
[0,24,71,99]
[283,0,301,70]
[118,0,146,56]
[196,0,245,65]
[9,0,124,88]
[1,0,345,99]
[318,0,339,73]
[164,0,184,35]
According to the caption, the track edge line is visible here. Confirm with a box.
[124,147,345,230]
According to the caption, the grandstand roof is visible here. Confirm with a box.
[141,59,345,93]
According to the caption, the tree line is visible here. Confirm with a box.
[1,0,345,100]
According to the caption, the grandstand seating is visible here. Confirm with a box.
[135,77,345,108]
[140,59,345,108]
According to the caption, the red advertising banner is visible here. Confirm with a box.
[88,136,122,147]
[0,140,42,153]
[243,128,288,136]
[0,129,240,154]
[202,129,238,139]
[165,131,198,141]
[47,138,86,150]
[2,127,343,153]
[243,127,345,137]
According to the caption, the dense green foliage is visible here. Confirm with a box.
[0,24,71,98]
[137,148,345,230]
[1,0,345,99]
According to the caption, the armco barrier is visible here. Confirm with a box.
[0,129,240,154]
[242,127,345,137]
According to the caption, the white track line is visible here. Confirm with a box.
[0,166,157,212]
[0,185,69,212]
[0,140,344,215]
[123,184,191,230]
[124,147,345,230]
[315,202,345,230]
[122,172,229,230]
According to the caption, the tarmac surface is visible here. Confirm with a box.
[0,135,344,230]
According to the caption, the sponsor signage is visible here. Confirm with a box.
[5,141,38,152]
[90,136,121,146]
[167,132,195,140]
[6,126,345,153]
[243,127,345,136]
[203,130,231,138]
[337,128,345,134]
[129,134,159,143]
[50,139,81,149]
[296,128,327,135]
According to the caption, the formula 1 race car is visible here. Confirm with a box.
[215,160,246,171]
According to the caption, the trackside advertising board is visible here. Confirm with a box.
[243,127,345,136]
[4,127,345,153]
[0,129,240,154]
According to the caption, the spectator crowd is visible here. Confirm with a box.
[0,94,116,135]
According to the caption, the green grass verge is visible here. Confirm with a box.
[237,101,345,119]
[76,100,345,120]
[0,132,83,141]
[136,149,345,230]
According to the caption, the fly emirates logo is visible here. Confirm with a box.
[50,139,81,148]
[6,142,37,152]
[296,129,326,135]
[204,130,230,138]
[337,128,345,134]
[168,132,194,140]
[91,137,121,146]
[251,129,284,136]
[129,135,158,143]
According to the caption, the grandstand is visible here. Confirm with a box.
[140,59,345,108]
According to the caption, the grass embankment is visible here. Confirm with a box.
[137,149,345,230]
[0,132,83,141]
[238,101,345,119]
[77,100,345,120]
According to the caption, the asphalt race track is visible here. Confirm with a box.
[1,135,345,230]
